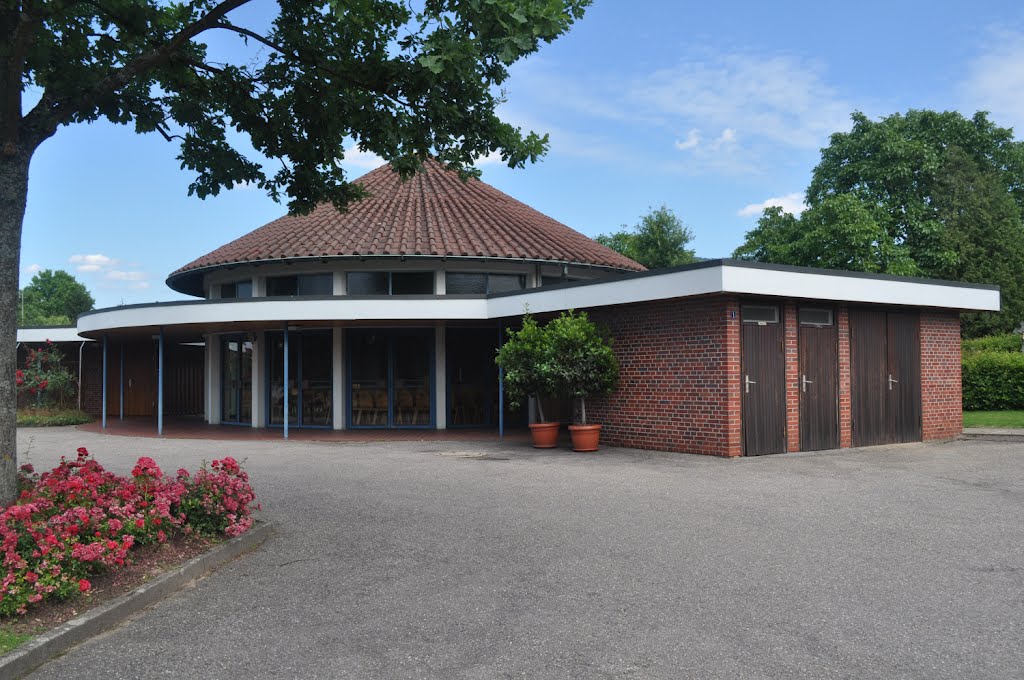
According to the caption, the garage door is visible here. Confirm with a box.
[850,308,922,446]
[741,304,786,456]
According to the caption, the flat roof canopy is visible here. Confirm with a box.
[73,260,1000,338]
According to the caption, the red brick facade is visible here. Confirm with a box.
[919,311,963,441]
[586,295,742,457]
[582,297,962,457]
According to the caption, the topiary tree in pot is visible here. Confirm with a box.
[545,309,619,451]
[495,312,560,448]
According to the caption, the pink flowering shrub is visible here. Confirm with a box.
[0,448,258,617]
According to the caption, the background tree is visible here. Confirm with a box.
[596,205,697,269]
[19,269,95,327]
[0,0,591,505]
[734,109,1024,336]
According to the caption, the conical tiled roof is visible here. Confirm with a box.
[167,159,644,295]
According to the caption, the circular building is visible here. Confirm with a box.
[76,160,643,433]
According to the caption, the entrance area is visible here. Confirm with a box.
[267,331,333,428]
[348,329,433,428]
[221,336,253,425]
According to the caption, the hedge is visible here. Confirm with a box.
[962,351,1024,410]
[962,333,1021,354]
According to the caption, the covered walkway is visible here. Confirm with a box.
[77,416,531,444]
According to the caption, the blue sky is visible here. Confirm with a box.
[18,0,1024,308]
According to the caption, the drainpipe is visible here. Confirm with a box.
[102,335,108,430]
[283,323,289,440]
[77,341,86,411]
[498,324,504,439]
[158,328,164,436]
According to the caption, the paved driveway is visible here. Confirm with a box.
[14,428,1024,679]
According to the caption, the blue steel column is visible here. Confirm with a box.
[157,328,164,436]
[498,324,504,439]
[283,324,289,440]
[101,335,108,430]
[119,342,124,421]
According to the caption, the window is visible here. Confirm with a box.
[445,272,525,294]
[446,273,487,294]
[741,305,779,324]
[541,275,565,287]
[391,272,434,295]
[298,273,332,296]
[347,272,435,295]
[220,280,252,299]
[799,308,833,326]
[487,274,525,293]
[267,273,333,297]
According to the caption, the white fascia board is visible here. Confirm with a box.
[78,297,490,334]
[485,265,725,318]
[720,265,1000,311]
[17,327,89,343]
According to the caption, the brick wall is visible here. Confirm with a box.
[783,303,800,452]
[920,311,962,440]
[837,305,852,448]
[81,344,103,416]
[585,295,742,457]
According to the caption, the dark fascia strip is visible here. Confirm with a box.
[486,257,1000,298]
[165,254,642,296]
[16,325,79,330]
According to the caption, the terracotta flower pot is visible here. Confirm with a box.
[569,424,602,452]
[529,422,560,449]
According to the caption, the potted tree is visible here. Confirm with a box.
[495,313,560,448]
[545,310,619,452]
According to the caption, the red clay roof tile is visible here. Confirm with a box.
[168,159,643,293]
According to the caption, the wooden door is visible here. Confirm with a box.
[886,311,922,443]
[741,311,786,456]
[850,308,921,446]
[798,308,839,451]
[107,341,157,417]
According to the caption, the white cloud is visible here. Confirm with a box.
[632,51,851,150]
[738,192,807,217]
[717,128,737,145]
[960,29,1024,132]
[474,149,504,166]
[674,129,701,151]
[231,180,258,191]
[343,143,387,171]
[22,263,42,275]
[106,270,147,282]
[69,253,117,273]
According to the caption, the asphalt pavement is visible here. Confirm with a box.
[14,428,1024,680]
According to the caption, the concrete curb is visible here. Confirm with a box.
[961,428,1024,441]
[0,520,273,680]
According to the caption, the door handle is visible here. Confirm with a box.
[745,375,757,394]
[802,374,814,393]
[888,373,899,391]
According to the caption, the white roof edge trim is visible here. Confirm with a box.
[77,298,491,334]
[719,266,1000,312]
[72,264,1000,335]
[17,327,90,343]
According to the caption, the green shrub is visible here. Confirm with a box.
[16,409,93,427]
[962,351,1024,410]
[962,333,1021,354]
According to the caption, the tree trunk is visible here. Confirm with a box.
[0,149,29,507]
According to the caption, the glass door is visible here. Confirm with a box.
[267,331,334,428]
[348,330,433,428]
[221,336,252,425]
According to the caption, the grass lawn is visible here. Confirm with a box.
[963,410,1024,429]
[0,629,33,655]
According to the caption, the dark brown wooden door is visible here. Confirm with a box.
[850,308,922,446]
[107,341,157,417]
[887,311,922,443]
[798,309,839,451]
[741,321,786,456]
